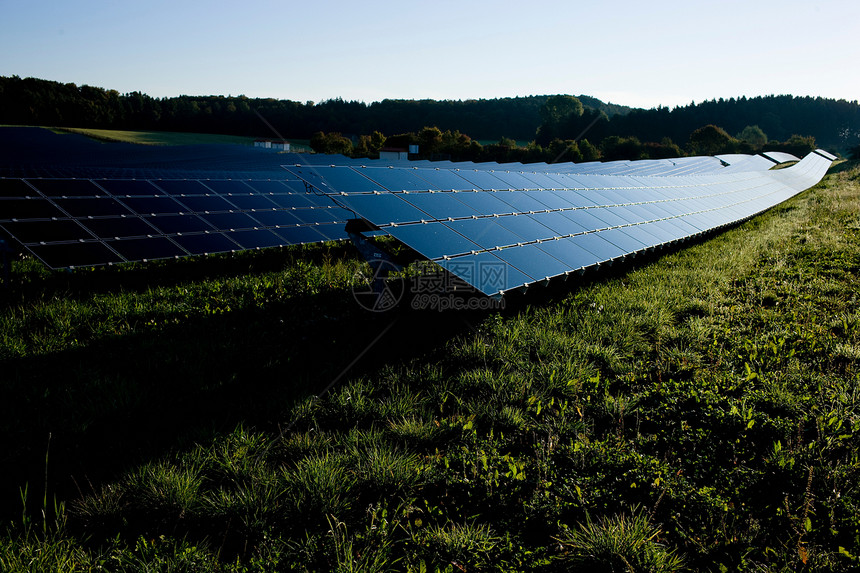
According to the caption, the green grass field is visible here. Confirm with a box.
[1,163,859,571]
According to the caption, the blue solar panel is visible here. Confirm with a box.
[287,166,382,194]
[449,190,517,215]
[444,218,519,248]
[494,243,571,281]
[400,192,481,220]
[455,170,508,190]
[532,237,591,270]
[387,222,481,259]
[359,167,434,192]
[437,251,531,295]
[336,193,428,225]
[108,237,185,260]
[494,214,557,241]
[30,242,122,267]
[81,217,157,239]
[173,233,238,255]
[572,232,627,261]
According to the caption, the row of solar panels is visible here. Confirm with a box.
[0,127,803,179]
[0,150,834,296]
[0,177,352,268]
[0,150,778,182]
[286,150,834,296]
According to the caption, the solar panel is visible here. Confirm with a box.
[761,151,800,164]
[400,191,480,220]
[386,223,481,260]
[493,243,571,281]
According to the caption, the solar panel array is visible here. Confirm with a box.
[0,177,351,268]
[0,144,833,297]
[286,151,833,296]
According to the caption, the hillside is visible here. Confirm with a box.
[4,76,858,152]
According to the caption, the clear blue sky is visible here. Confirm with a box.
[1,0,857,110]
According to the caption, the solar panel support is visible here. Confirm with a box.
[345,218,403,303]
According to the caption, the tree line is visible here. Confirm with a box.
[0,76,628,142]
[2,75,857,160]
[310,95,821,163]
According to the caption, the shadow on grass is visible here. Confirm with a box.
[0,269,486,527]
[0,242,357,303]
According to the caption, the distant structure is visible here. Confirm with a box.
[254,139,291,151]
[379,147,409,160]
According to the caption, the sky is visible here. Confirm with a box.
[1,0,858,110]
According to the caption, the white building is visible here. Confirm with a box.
[254,139,291,151]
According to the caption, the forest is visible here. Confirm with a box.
[2,75,859,162]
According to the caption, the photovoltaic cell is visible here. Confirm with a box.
[29,242,122,267]
[275,225,329,245]
[108,237,185,260]
[153,180,213,195]
[530,211,586,236]
[1,199,65,219]
[309,223,349,241]
[172,233,237,255]
[145,214,213,234]
[287,166,382,194]
[400,192,480,220]
[54,198,134,217]
[122,196,187,215]
[493,243,570,281]
[226,229,286,249]
[81,217,157,239]
[493,190,550,212]
[386,222,481,259]
[537,237,602,270]
[449,190,517,215]
[0,179,37,197]
[97,179,162,196]
[437,251,531,295]
[267,194,319,209]
[28,179,107,197]
[407,169,472,191]
[220,194,278,210]
[176,196,236,212]
[453,170,507,190]
[571,232,627,261]
[3,219,93,243]
[360,168,434,192]
[494,214,556,241]
[336,193,428,225]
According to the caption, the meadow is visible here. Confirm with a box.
[1,162,859,571]
[53,128,313,151]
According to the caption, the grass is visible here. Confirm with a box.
[1,162,859,570]
[55,127,258,146]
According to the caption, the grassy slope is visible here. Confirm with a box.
[54,127,314,151]
[1,163,859,571]
[56,127,258,146]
